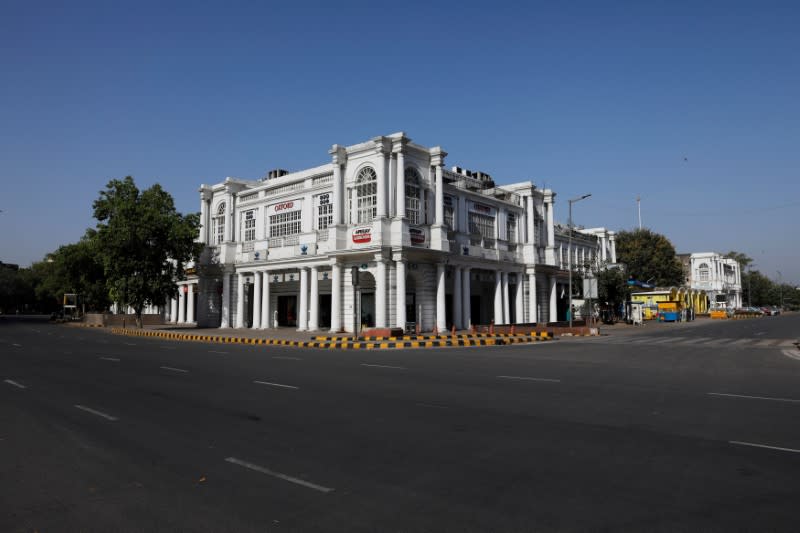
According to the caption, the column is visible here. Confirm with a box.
[330,262,342,333]
[515,273,524,325]
[235,274,245,328]
[528,273,538,324]
[453,267,462,329]
[375,259,387,328]
[395,150,405,218]
[199,190,210,244]
[178,287,186,323]
[395,256,406,329]
[609,233,617,263]
[375,146,387,218]
[261,272,271,328]
[225,191,234,242]
[462,267,471,328]
[298,268,308,331]
[601,232,608,262]
[187,284,195,324]
[436,263,447,331]
[309,266,319,331]
[330,147,345,225]
[220,272,230,328]
[170,297,178,324]
[527,195,535,245]
[546,194,555,248]
[252,272,261,330]
[502,272,510,325]
[494,270,504,324]
[434,164,444,225]
[549,275,558,323]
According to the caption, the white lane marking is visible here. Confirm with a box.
[4,379,27,389]
[209,350,229,355]
[160,346,176,350]
[708,392,800,404]
[272,356,303,360]
[99,357,121,362]
[755,331,766,336]
[778,339,798,347]
[12,343,21,347]
[74,404,118,421]
[125,343,136,346]
[225,457,334,493]
[497,375,561,383]
[728,338,752,346]
[730,441,800,454]
[254,380,298,390]
[160,366,189,373]
[360,363,406,370]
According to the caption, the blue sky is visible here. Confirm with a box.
[2,1,798,284]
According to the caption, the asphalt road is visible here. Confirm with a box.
[2,315,799,532]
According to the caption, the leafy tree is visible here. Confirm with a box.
[724,251,753,271]
[597,266,629,311]
[35,233,111,312]
[614,228,684,287]
[93,176,201,327]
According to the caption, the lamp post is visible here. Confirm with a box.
[777,270,783,309]
[568,193,592,328]
[747,263,756,307]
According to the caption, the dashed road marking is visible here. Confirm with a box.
[497,375,561,383]
[4,379,26,389]
[730,441,800,454]
[254,380,299,390]
[209,350,229,355]
[74,404,118,421]
[708,392,800,404]
[272,356,302,361]
[160,366,189,373]
[361,363,406,370]
[99,356,121,362]
[225,457,334,493]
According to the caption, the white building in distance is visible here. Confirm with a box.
[680,252,743,310]
[169,132,617,333]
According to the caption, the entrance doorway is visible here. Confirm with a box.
[360,293,375,328]
[277,295,297,327]
[318,294,332,329]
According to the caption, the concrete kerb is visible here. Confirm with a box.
[107,327,554,350]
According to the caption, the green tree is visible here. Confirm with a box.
[35,233,111,312]
[615,228,683,287]
[597,266,629,311]
[724,251,753,271]
[93,176,201,327]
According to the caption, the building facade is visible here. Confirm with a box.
[170,132,616,332]
[680,252,742,310]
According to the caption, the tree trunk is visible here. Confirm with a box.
[135,308,143,329]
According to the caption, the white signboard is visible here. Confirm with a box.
[266,199,303,215]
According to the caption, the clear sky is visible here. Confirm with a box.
[2,0,798,284]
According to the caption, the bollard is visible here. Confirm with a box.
[489,320,494,335]
[451,324,456,336]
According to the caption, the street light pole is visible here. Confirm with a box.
[777,270,783,309]
[568,193,592,329]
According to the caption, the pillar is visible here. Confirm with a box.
[309,267,319,331]
[528,273,538,324]
[170,297,178,324]
[502,272,510,325]
[252,272,261,329]
[375,259,386,328]
[453,267,462,329]
[220,272,231,328]
[375,146,387,218]
[330,146,345,225]
[515,273,524,325]
[527,195,535,245]
[494,270,504,324]
[235,274,245,328]
[396,150,405,218]
[462,267,471,328]
[546,193,555,248]
[549,275,558,323]
[261,272,271,328]
[199,189,210,244]
[330,263,342,333]
[298,268,308,331]
[434,164,444,225]
[395,256,406,329]
[436,263,447,331]
[187,284,195,324]
[178,287,186,323]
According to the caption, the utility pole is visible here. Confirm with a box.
[568,193,592,329]
[636,196,642,230]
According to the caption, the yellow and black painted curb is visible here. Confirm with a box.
[313,331,553,342]
[108,328,552,349]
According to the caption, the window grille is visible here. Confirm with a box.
[405,168,422,225]
[316,193,333,229]
[212,203,226,244]
[243,210,256,242]
[269,210,302,237]
[355,167,377,223]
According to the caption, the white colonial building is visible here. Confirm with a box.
[167,132,616,333]
[684,252,742,310]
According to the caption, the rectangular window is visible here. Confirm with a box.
[269,210,302,237]
[243,210,256,242]
[443,196,454,230]
[212,217,225,244]
[468,212,495,241]
[316,193,333,229]
[506,213,517,243]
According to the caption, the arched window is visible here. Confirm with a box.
[405,167,422,225]
[355,167,377,223]
[698,263,710,281]
[212,203,226,244]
